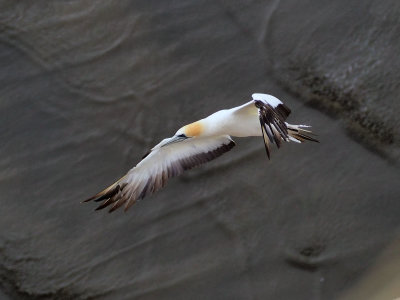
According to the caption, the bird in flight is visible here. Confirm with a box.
[84,93,318,212]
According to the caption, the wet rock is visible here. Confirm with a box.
[0,1,399,299]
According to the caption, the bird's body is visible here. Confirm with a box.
[84,93,318,212]
[197,107,259,137]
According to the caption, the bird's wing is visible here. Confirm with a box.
[232,93,291,118]
[251,93,317,157]
[233,93,292,158]
[84,135,235,212]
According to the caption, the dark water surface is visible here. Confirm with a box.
[0,1,399,299]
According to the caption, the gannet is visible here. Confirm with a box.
[84,93,318,212]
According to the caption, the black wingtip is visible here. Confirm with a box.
[83,184,121,205]
[276,103,291,119]
[95,199,112,211]
[108,200,125,213]
[82,196,95,203]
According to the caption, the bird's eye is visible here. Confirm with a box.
[177,134,187,138]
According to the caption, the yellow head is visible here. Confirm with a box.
[176,121,204,138]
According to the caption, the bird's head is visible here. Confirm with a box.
[177,121,204,138]
[158,121,205,148]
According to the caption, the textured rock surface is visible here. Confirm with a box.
[266,0,400,162]
[0,1,399,299]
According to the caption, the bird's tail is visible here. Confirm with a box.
[286,123,319,143]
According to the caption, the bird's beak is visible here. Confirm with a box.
[160,135,188,147]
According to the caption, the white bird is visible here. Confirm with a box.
[84,93,318,212]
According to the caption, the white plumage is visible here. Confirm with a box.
[84,93,318,212]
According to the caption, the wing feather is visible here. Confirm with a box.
[252,94,318,157]
[85,135,235,212]
[255,99,291,158]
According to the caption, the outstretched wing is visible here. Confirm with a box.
[253,94,291,159]
[84,135,235,212]
[233,93,291,159]
[232,93,290,117]
[251,93,318,158]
